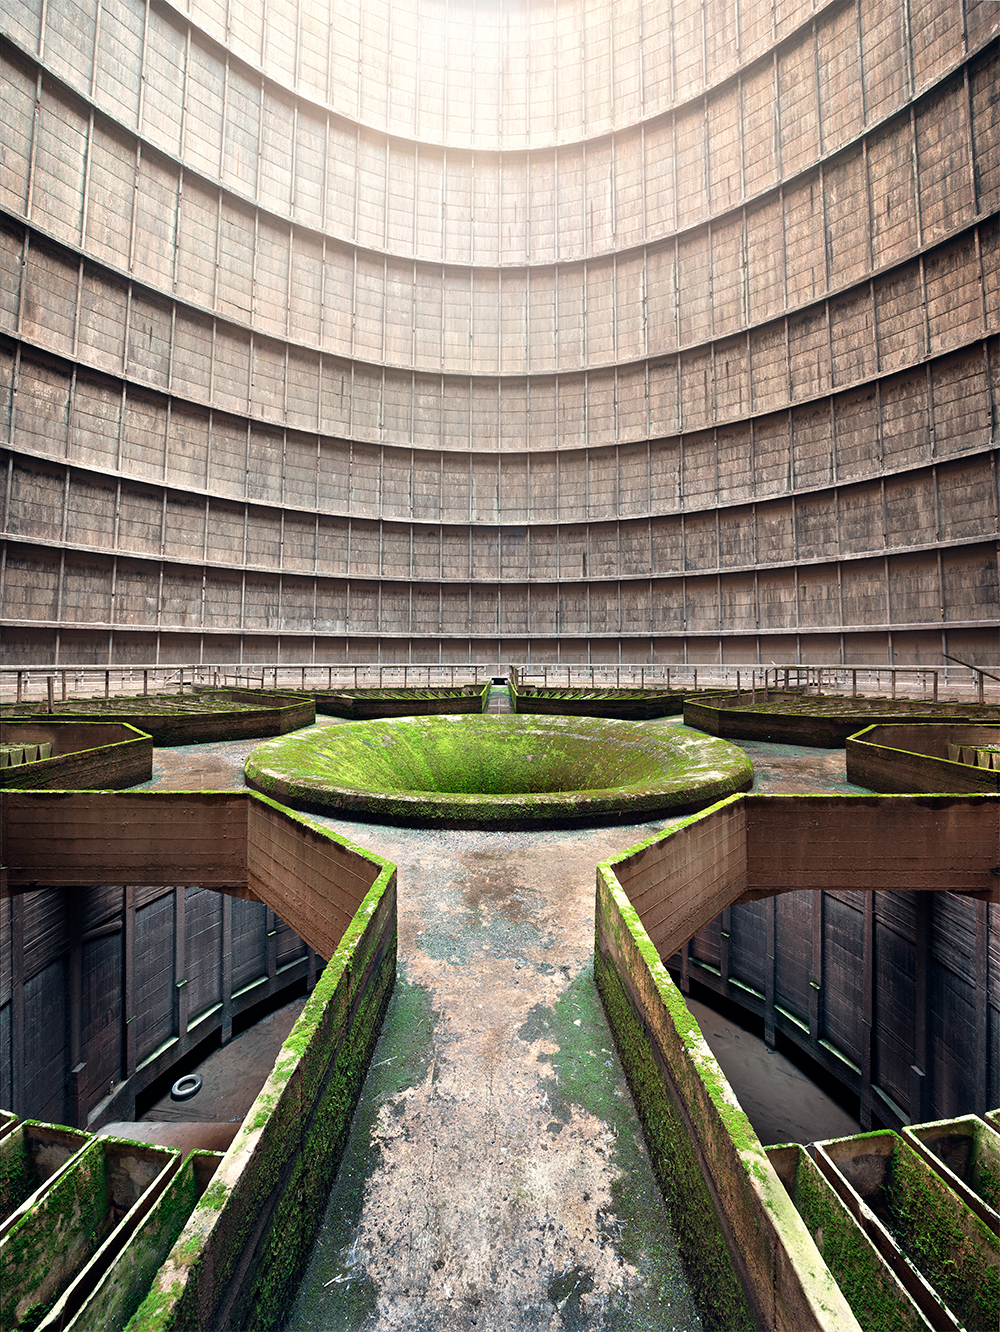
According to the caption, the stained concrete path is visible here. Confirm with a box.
[138,718,868,1331]
[284,817,701,1332]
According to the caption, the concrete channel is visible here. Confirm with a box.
[3,712,997,1331]
[142,715,865,1330]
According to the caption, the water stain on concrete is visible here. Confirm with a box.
[284,822,701,1332]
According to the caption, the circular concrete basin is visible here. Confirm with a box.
[245,714,752,828]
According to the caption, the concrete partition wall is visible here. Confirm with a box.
[1,790,250,890]
[744,795,1000,897]
[613,799,748,961]
[595,828,858,1332]
[129,850,396,1332]
[247,795,389,960]
[847,725,1000,795]
[595,794,1000,1329]
[1,789,398,1331]
[0,722,153,789]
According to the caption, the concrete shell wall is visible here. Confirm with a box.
[1,0,998,664]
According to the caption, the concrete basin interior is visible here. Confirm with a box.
[244,713,754,827]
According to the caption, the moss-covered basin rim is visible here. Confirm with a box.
[245,714,753,826]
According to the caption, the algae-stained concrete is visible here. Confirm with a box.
[284,820,706,1332]
[0,721,152,789]
[902,1115,1000,1233]
[313,684,490,719]
[594,851,862,1332]
[511,684,715,720]
[684,693,1000,747]
[0,689,314,745]
[65,1151,222,1332]
[847,724,1000,794]
[0,1122,90,1224]
[128,848,397,1332]
[816,1131,1000,1332]
[0,1136,179,1332]
[766,1144,933,1332]
[245,713,752,828]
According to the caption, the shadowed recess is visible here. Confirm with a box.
[245,714,753,828]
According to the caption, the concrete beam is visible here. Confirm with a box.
[0,790,391,959]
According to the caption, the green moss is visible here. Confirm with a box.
[791,1150,926,1332]
[593,948,756,1332]
[684,692,999,747]
[232,943,397,1332]
[975,1160,1000,1211]
[1,1140,112,1332]
[246,713,752,828]
[123,1279,187,1332]
[882,1137,1000,1332]
[0,1133,32,1219]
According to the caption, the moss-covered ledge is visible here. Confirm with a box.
[846,723,1000,793]
[684,692,1000,747]
[125,832,397,1332]
[511,683,727,720]
[1,689,315,746]
[595,847,861,1332]
[0,721,152,790]
[312,683,490,719]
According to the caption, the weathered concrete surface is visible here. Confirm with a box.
[683,996,859,1148]
[283,819,703,1332]
[137,997,306,1135]
[137,737,267,791]
[125,716,875,1331]
[846,723,1000,794]
[246,713,752,828]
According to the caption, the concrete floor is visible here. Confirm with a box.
[139,997,306,1125]
[682,995,859,1148]
[137,716,868,1332]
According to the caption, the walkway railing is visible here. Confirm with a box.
[2,661,997,706]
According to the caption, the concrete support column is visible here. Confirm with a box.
[174,887,188,1038]
[11,896,24,1117]
[221,895,234,1045]
[908,892,930,1125]
[123,885,136,1080]
[860,895,875,1130]
[764,897,777,1049]
[67,890,86,1127]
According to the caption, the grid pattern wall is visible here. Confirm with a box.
[1,0,998,663]
[0,883,308,1125]
[11,0,977,152]
[3,34,999,362]
[683,886,999,1124]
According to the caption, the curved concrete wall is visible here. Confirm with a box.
[1,0,998,664]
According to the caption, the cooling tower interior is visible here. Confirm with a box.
[1,0,998,667]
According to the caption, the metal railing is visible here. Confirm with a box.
[2,661,997,707]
